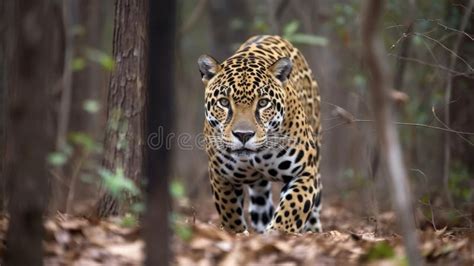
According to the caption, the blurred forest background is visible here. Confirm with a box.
[0,0,473,264]
[1,0,473,227]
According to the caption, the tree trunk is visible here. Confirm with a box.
[96,0,148,217]
[361,0,421,264]
[54,0,108,215]
[4,0,63,264]
[144,1,176,264]
[443,0,474,206]
[0,0,6,213]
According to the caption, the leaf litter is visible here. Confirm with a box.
[0,204,471,265]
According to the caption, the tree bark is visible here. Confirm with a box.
[96,0,148,217]
[0,0,6,213]
[4,0,63,264]
[361,0,421,265]
[144,1,176,264]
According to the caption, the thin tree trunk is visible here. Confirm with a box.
[69,0,106,135]
[442,0,473,208]
[144,1,176,264]
[96,0,148,217]
[60,0,107,214]
[0,0,6,213]
[361,0,421,265]
[4,0,63,264]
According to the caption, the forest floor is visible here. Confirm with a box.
[0,198,471,265]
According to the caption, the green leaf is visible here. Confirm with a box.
[72,57,86,71]
[283,20,300,37]
[287,33,328,46]
[170,180,186,198]
[69,132,96,151]
[121,213,139,227]
[85,48,115,71]
[175,223,193,241]
[47,152,68,166]
[83,99,101,114]
[98,167,139,197]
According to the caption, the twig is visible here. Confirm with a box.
[66,152,87,214]
[442,0,474,208]
[413,32,473,71]
[322,103,474,141]
[410,168,438,230]
[361,0,422,264]
[387,19,474,41]
[416,18,474,41]
[432,106,474,146]
[387,53,474,78]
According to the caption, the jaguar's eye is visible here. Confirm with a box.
[258,99,270,108]
[218,98,230,107]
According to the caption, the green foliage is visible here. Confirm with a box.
[448,161,472,202]
[121,212,139,227]
[69,132,98,153]
[363,242,396,262]
[170,213,193,242]
[283,21,328,46]
[83,99,101,114]
[175,222,193,241]
[47,144,73,167]
[47,152,68,167]
[170,179,186,199]
[98,167,140,199]
[72,57,86,71]
[85,48,115,71]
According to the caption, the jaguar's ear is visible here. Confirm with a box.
[198,55,221,85]
[269,57,292,84]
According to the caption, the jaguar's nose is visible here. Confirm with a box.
[232,130,255,144]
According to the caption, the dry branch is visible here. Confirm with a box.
[361,0,422,265]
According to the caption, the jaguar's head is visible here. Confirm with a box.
[198,54,292,155]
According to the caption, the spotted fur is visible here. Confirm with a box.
[198,35,322,234]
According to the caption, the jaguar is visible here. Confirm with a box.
[198,35,322,233]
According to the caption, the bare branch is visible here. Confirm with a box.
[413,32,473,71]
[432,106,474,146]
[387,53,474,78]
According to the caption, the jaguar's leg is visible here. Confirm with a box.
[267,173,318,233]
[248,179,274,233]
[304,189,322,232]
[210,171,247,233]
